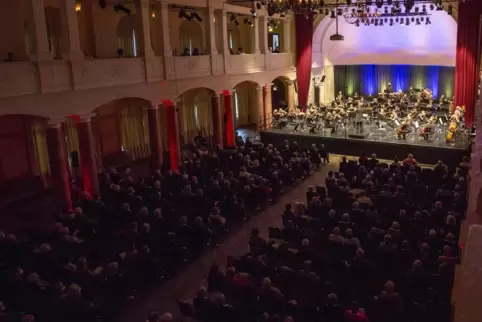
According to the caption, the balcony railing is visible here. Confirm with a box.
[171,56,211,79]
[0,52,295,99]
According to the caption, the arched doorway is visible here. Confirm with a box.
[0,115,50,202]
[178,88,215,145]
[233,81,258,127]
[179,20,204,55]
[117,15,139,57]
[271,77,288,112]
[67,98,153,171]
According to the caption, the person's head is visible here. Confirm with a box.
[285,204,292,211]
[301,239,310,247]
[412,260,423,270]
[22,315,35,322]
[66,284,82,299]
[262,277,272,287]
[355,248,364,258]
[197,286,207,298]
[372,153,377,159]
[158,312,173,322]
[383,280,395,293]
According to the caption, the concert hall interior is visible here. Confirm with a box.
[1,1,482,322]
[265,2,479,165]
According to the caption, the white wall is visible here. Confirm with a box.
[320,11,457,67]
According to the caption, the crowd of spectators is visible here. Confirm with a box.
[188,151,468,322]
[0,137,327,322]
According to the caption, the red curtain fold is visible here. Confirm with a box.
[223,90,234,146]
[295,14,314,112]
[163,100,179,172]
[454,1,482,127]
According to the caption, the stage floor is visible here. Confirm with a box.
[260,125,469,168]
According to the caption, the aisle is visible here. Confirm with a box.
[117,158,340,322]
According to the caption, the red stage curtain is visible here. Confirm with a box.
[223,90,234,146]
[295,14,314,111]
[164,100,179,172]
[454,1,482,127]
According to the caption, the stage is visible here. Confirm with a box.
[260,127,469,168]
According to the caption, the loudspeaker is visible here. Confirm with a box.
[321,75,326,83]
[71,151,80,168]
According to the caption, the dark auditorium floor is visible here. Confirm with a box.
[117,157,341,322]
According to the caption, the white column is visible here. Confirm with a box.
[253,17,260,54]
[30,0,52,61]
[60,0,83,60]
[208,8,217,54]
[283,19,291,53]
[136,0,155,57]
[259,16,269,54]
[221,10,229,73]
[160,2,172,56]
[160,1,175,79]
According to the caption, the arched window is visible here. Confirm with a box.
[179,21,203,55]
[44,6,62,59]
[117,15,139,57]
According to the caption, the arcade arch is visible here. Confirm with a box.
[233,81,258,127]
[178,88,215,145]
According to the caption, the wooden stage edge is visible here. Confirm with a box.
[260,130,469,168]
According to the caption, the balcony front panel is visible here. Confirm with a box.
[226,54,266,75]
[73,58,146,90]
[38,60,72,93]
[0,62,39,98]
[172,56,211,79]
[266,53,296,71]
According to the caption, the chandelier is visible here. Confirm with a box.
[255,0,455,19]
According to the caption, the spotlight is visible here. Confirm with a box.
[179,8,192,21]
[422,5,427,13]
[416,18,420,25]
[75,2,82,12]
[448,5,453,15]
[355,19,360,27]
[192,11,202,22]
[390,18,394,26]
[384,6,389,14]
[426,17,431,25]
[244,18,254,27]
[250,8,258,18]
[430,4,434,11]
[337,8,343,16]
[405,17,410,25]
[395,17,399,23]
[411,17,415,22]
[230,14,239,26]
[114,4,131,15]
[420,17,424,21]
[330,10,335,18]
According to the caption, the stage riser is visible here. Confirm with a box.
[260,131,468,168]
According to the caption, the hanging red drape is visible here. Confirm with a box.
[454,1,482,127]
[295,14,314,112]
[223,90,235,146]
[163,100,179,172]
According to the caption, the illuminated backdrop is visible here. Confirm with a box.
[321,11,457,66]
[320,10,457,99]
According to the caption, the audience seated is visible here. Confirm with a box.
[0,138,318,322]
[189,153,465,322]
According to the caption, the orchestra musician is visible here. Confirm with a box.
[355,105,364,133]
[419,115,438,141]
[397,117,412,140]
[336,91,344,102]
[386,82,393,93]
